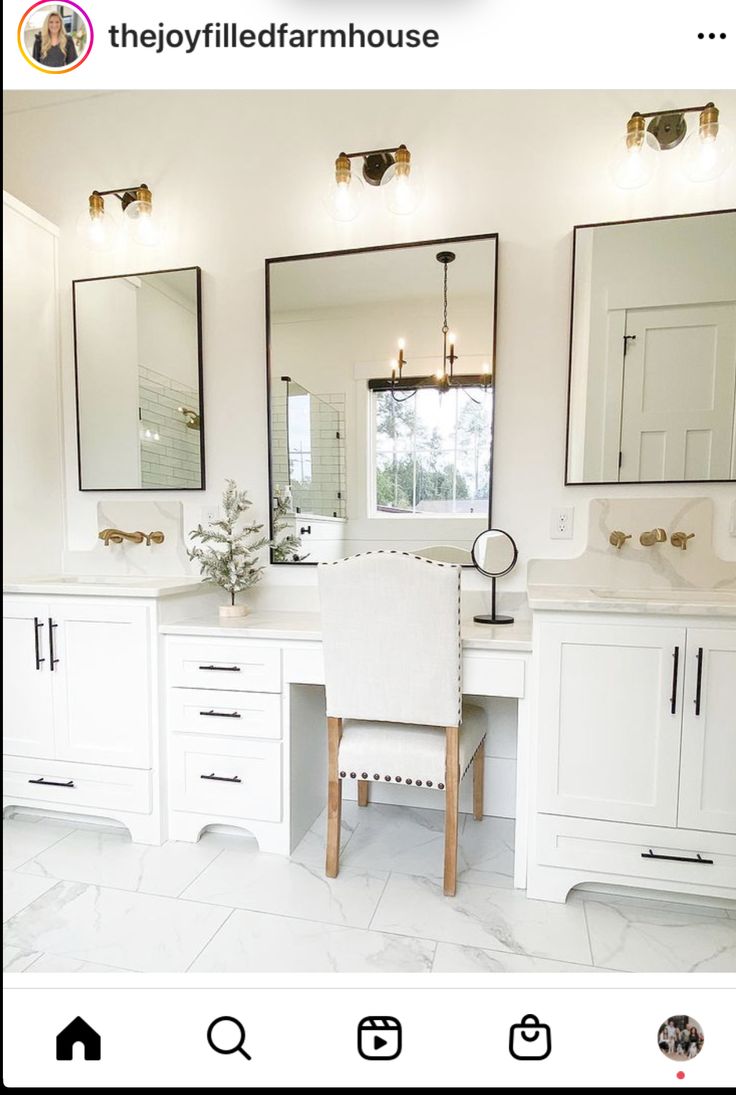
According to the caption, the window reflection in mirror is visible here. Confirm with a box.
[267,235,497,564]
[566,211,736,484]
[73,267,203,491]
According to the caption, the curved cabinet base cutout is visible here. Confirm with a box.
[168,810,291,855]
[3,799,163,846]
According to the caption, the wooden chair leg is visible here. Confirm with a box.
[473,738,485,821]
[326,717,343,878]
[444,725,460,896]
[357,780,370,807]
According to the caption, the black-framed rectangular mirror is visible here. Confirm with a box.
[73,266,204,490]
[565,210,736,485]
[266,234,498,564]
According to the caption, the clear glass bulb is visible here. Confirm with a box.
[323,174,364,222]
[385,165,423,215]
[76,208,114,252]
[125,200,162,246]
[610,130,659,189]
[681,121,735,182]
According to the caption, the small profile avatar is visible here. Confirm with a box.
[657,1015,704,1062]
[18,2,93,73]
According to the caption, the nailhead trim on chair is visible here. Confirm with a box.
[336,735,487,791]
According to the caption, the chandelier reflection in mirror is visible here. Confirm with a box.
[378,250,492,400]
[610,101,734,189]
[324,144,423,221]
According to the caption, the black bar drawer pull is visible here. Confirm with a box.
[28,777,75,789]
[200,709,242,719]
[48,618,60,671]
[641,849,713,865]
[670,645,679,714]
[694,647,704,716]
[33,618,45,670]
[200,772,242,783]
[198,664,241,672]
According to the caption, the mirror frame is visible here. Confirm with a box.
[265,233,499,565]
[471,528,518,578]
[72,265,205,492]
[564,208,736,487]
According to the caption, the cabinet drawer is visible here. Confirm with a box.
[3,755,151,816]
[168,688,281,740]
[462,653,525,698]
[537,814,736,892]
[167,640,281,693]
[169,734,282,822]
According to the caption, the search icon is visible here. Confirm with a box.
[206,1016,252,1060]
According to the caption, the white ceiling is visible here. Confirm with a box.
[270,237,496,312]
[3,91,116,114]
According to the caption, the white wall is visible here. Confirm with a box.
[2,193,64,577]
[3,90,735,591]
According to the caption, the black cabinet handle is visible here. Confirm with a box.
[300,525,312,536]
[694,647,704,717]
[33,618,45,670]
[670,645,679,714]
[198,664,241,672]
[48,618,59,671]
[28,777,75,788]
[200,709,241,719]
[641,849,713,865]
[200,772,242,783]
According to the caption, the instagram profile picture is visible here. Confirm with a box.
[657,1015,704,1063]
[18,2,93,73]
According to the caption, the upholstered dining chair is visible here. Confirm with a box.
[317,551,487,896]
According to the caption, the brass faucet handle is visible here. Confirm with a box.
[146,531,165,546]
[671,531,695,551]
[609,530,632,549]
[98,528,123,545]
[639,528,667,547]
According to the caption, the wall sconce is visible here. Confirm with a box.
[178,406,201,430]
[324,144,422,221]
[611,102,734,189]
[77,183,162,250]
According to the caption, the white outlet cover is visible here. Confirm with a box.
[550,506,574,540]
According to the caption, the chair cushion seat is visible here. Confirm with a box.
[338,703,486,790]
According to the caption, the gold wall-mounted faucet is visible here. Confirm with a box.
[98,529,165,547]
[608,530,632,549]
[671,531,695,551]
[639,528,667,547]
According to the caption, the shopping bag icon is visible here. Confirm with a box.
[509,1014,551,1060]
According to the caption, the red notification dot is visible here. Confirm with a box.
[677,1071,685,1080]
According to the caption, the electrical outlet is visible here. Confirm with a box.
[201,506,219,526]
[550,506,574,540]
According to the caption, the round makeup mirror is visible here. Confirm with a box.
[471,528,518,625]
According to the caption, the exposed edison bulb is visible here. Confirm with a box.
[125,187,161,246]
[385,145,423,215]
[324,153,364,221]
[76,193,114,251]
[681,108,735,182]
[610,116,659,189]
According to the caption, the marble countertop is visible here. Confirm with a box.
[3,576,204,598]
[528,584,736,617]
[160,611,534,651]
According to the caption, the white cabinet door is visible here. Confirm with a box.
[2,600,54,758]
[50,601,152,769]
[678,628,736,834]
[537,621,686,826]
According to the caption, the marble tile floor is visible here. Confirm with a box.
[3,806,735,974]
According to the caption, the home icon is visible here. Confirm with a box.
[55,1016,102,1061]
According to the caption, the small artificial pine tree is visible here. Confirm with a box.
[188,480,270,606]
[271,485,308,563]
